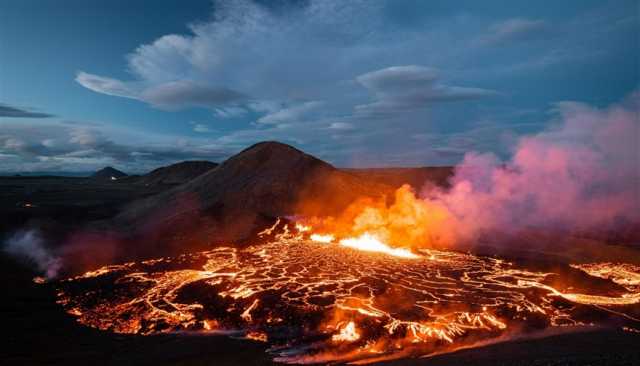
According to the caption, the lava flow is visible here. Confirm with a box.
[55,222,640,364]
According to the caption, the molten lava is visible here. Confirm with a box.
[310,233,334,243]
[51,181,640,364]
[332,321,360,342]
[55,223,640,364]
[306,185,458,250]
[338,232,418,259]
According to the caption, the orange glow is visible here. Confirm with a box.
[339,232,418,259]
[307,185,457,253]
[241,299,260,322]
[295,223,311,233]
[202,319,218,330]
[55,210,640,364]
[332,321,360,342]
[571,263,640,287]
[246,331,268,342]
[310,233,334,243]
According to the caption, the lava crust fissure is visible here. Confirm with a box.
[56,229,640,364]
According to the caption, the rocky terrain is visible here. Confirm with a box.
[133,161,218,187]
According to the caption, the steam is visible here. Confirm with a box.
[317,93,639,249]
[3,229,62,279]
[426,92,640,242]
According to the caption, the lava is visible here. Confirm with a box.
[332,321,360,342]
[310,233,334,243]
[571,263,640,289]
[55,225,640,364]
[307,185,458,250]
[338,232,418,259]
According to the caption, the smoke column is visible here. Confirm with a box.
[3,229,62,279]
[425,92,640,243]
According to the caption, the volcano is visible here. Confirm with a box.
[136,161,218,187]
[91,166,127,180]
[114,141,393,247]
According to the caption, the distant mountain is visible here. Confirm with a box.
[115,141,393,249]
[136,161,218,186]
[91,167,127,180]
[0,171,94,177]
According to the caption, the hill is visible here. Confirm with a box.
[136,161,217,186]
[91,167,127,180]
[113,141,393,253]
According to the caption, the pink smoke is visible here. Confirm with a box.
[425,92,639,241]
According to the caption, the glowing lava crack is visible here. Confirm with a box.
[56,228,640,364]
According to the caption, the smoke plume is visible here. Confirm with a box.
[429,92,639,242]
[314,92,639,249]
[3,229,62,279]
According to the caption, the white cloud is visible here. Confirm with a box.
[354,66,496,117]
[214,106,248,119]
[66,0,634,168]
[247,101,282,114]
[76,72,245,110]
[139,81,245,110]
[69,127,100,145]
[71,0,499,162]
[328,122,355,130]
[193,123,213,133]
[75,71,140,99]
[0,120,232,173]
[477,18,549,46]
[76,1,465,117]
[257,101,324,125]
[356,66,439,91]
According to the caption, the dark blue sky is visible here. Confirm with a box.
[1,0,638,172]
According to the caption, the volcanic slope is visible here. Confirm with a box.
[116,141,393,245]
[135,161,218,187]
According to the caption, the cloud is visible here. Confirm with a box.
[78,0,492,118]
[192,123,213,133]
[0,103,53,118]
[67,0,636,168]
[354,66,496,117]
[74,72,140,99]
[76,72,246,110]
[327,122,355,131]
[214,106,248,119]
[257,101,324,125]
[0,120,232,173]
[477,18,550,46]
[140,81,245,110]
[357,65,440,91]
